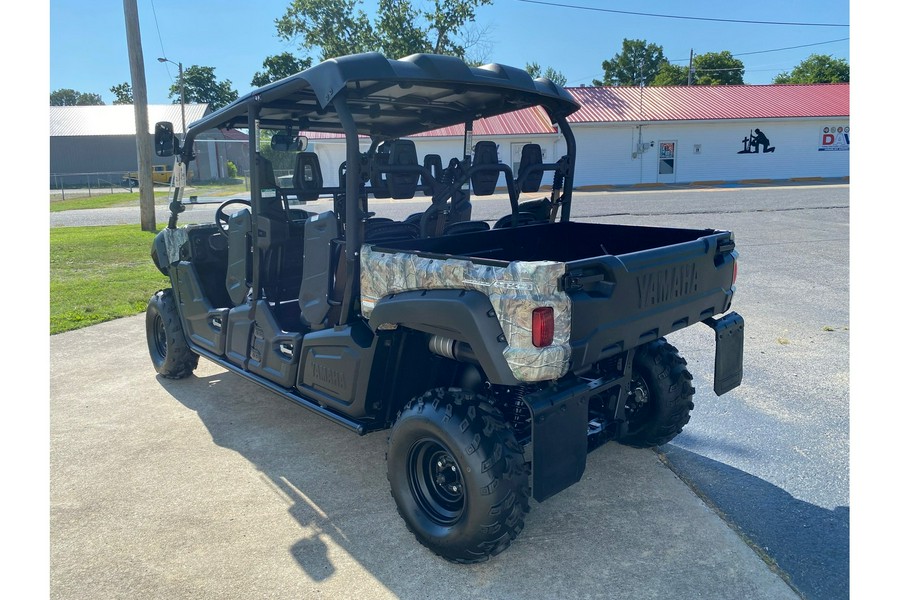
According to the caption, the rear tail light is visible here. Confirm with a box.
[532,307,554,347]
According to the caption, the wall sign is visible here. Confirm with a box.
[819,126,849,152]
[737,128,775,154]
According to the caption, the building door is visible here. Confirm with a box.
[657,140,676,183]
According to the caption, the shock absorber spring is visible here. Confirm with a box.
[510,386,532,437]
[552,161,564,191]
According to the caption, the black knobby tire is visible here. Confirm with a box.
[145,289,198,379]
[618,339,695,448]
[386,388,530,563]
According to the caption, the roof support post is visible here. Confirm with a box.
[557,118,577,222]
[248,100,261,320]
[463,120,474,162]
[333,93,360,327]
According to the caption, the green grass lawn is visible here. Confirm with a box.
[49,190,170,212]
[49,180,249,212]
[50,225,170,334]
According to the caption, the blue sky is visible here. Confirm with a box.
[49,0,850,105]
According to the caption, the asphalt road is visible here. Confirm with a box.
[590,185,850,600]
[50,182,849,599]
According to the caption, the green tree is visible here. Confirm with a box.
[50,88,105,106]
[274,0,492,63]
[170,65,239,111]
[651,51,745,86]
[251,52,313,87]
[524,62,567,86]
[773,54,849,84]
[376,0,430,60]
[691,51,744,85]
[651,63,688,86]
[110,82,133,104]
[424,0,492,58]
[594,39,666,86]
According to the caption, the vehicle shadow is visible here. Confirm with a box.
[157,369,396,585]
[157,366,807,599]
[658,444,849,600]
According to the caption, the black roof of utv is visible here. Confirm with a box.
[186,52,581,139]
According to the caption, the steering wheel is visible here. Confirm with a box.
[215,198,252,234]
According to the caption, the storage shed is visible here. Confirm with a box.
[49,103,211,186]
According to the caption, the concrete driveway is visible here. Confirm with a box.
[51,315,798,600]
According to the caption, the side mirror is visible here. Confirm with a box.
[271,133,309,152]
[155,122,181,157]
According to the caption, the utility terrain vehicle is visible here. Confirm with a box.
[147,52,744,563]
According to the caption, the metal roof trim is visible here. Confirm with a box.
[49,104,210,137]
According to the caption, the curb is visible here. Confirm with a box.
[572,177,847,193]
[575,184,616,191]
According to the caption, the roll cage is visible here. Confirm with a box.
[162,52,582,327]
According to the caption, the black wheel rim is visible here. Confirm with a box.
[152,314,168,359]
[407,438,465,525]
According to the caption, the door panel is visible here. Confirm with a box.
[657,140,676,183]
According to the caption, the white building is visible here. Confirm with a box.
[306,83,849,189]
[565,84,849,186]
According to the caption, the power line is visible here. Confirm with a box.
[514,0,849,27]
[568,37,849,84]
[570,65,809,85]
[670,37,850,62]
[732,37,849,57]
[693,67,746,73]
[149,0,175,84]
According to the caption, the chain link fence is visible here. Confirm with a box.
[49,140,300,200]
[49,171,156,200]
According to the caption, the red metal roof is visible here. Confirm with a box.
[303,106,556,139]
[413,106,556,137]
[301,84,849,140]
[567,84,849,123]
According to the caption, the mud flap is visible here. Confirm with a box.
[527,378,595,502]
[704,312,744,396]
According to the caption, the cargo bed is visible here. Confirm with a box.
[364,221,737,375]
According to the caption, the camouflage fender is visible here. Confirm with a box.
[162,227,190,265]
[359,244,571,382]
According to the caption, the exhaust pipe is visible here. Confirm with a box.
[428,335,478,364]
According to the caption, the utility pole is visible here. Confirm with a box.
[123,0,156,231]
[688,48,694,86]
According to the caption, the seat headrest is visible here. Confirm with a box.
[471,140,499,196]
[292,152,323,202]
[370,144,391,198]
[258,156,279,189]
[422,154,443,196]
[387,139,419,200]
[517,144,544,193]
